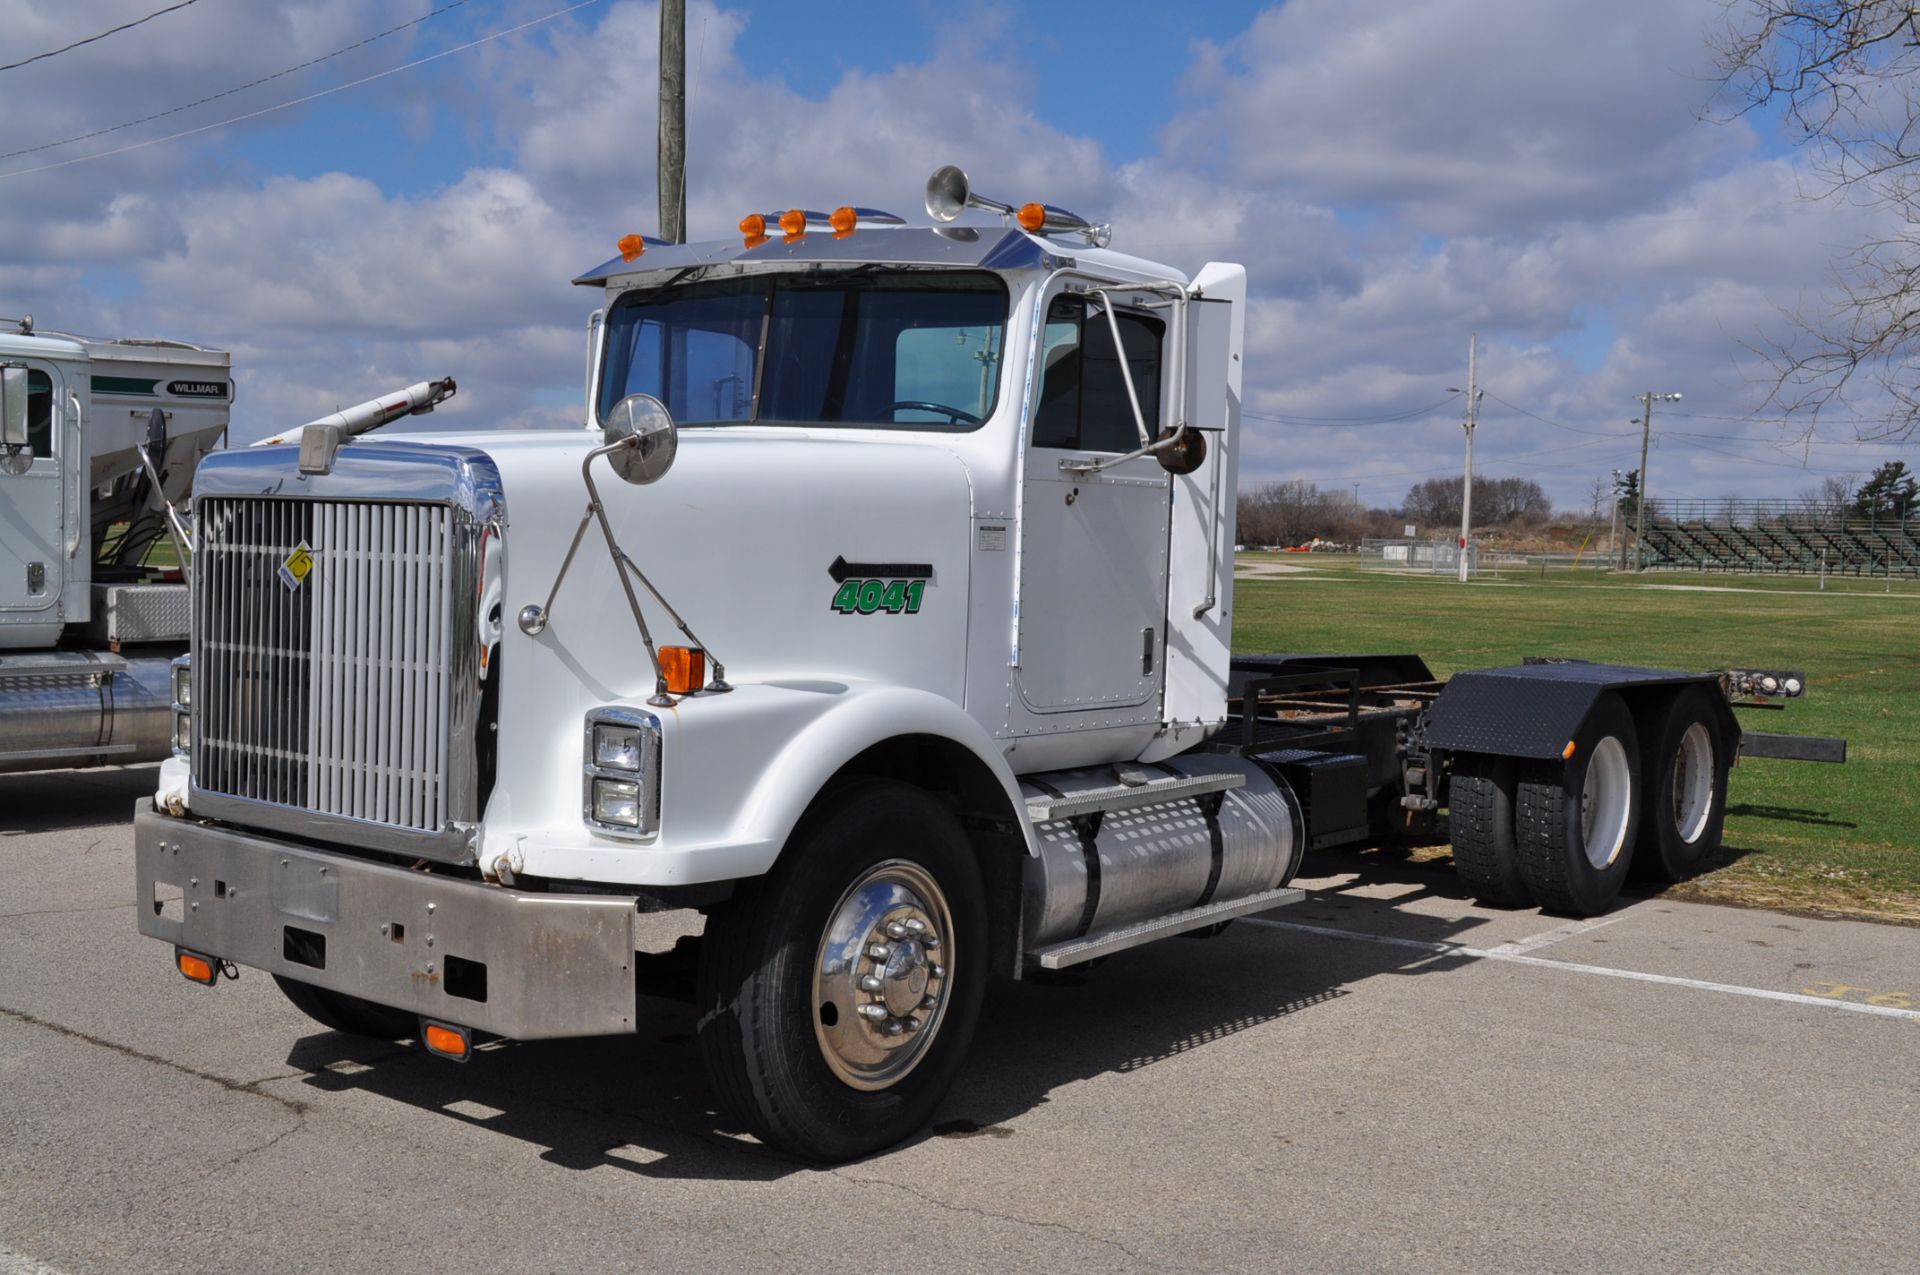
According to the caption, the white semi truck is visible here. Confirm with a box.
[0,318,229,774]
[133,169,1840,1161]
[0,314,456,776]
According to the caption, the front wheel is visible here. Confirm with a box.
[696,780,986,1162]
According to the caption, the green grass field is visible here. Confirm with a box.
[1233,554,1920,923]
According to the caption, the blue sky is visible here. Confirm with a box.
[2,0,1910,512]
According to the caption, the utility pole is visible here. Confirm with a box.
[1609,467,1622,571]
[1631,390,1682,571]
[1451,333,1480,583]
[658,0,687,243]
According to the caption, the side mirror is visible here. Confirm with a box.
[602,393,677,485]
[0,366,30,476]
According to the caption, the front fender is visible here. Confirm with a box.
[739,681,1039,869]
[487,680,1034,887]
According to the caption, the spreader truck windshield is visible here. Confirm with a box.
[135,167,1841,1161]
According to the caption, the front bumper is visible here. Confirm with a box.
[135,804,641,1040]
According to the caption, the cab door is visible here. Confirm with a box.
[1013,291,1172,721]
[0,363,67,620]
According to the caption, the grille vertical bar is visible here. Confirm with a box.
[194,496,457,835]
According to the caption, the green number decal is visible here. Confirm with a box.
[830,577,928,615]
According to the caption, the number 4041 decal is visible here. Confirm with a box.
[831,579,926,615]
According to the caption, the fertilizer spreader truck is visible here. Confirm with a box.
[132,168,1841,1161]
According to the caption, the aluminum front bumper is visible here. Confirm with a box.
[134,804,640,1040]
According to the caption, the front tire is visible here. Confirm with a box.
[696,779,986,1162]
[1515,693,1642,917]
[1631,686,1730,883]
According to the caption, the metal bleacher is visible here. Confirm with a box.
[1640,499,1920,577]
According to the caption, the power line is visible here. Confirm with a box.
[0,1,476,163]
[0,0,604,181]
[1479,390,1638,438]
[0,1,200,74]
[1241,392,1461,427]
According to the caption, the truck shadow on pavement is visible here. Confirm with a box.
[0,765,156,837]
[283,887,1495,1181]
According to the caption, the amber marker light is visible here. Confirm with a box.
[1017,202,1048,233]
[829,205,858,237]
[423,1021,471,1062]
[661,646,707,695]
[617,233,646,262]
[175,949,216,986]
[739,212,767,238]
[1562,740,1578,760]
[779,208,808,237]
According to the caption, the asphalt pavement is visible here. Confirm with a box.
[3,765,1917,1274]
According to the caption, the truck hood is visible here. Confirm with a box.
[396,426,977,706]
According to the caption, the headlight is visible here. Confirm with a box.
[582,708,660,838]
[170,656,192,759]
[591,778,640,826]
[592,722,643,771]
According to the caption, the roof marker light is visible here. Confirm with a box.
[779,208,808,237]
[829,206,858,237]
[617,233,646,262]
[1016,202,1047,233]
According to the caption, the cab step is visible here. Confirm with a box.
[1023,769,1244,823]
[1025,885,1304,970]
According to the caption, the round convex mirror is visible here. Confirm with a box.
[603,393,677,485]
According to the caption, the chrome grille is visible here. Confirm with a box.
[194,497,458,835]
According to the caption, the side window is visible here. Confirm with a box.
[27,370,53,458]
[1032,297,1163,452]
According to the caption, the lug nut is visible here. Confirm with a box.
[903,1016,922,1032]
[923,935,940,950]
[882,1019,905,1037]
[885,920,908,940]
[859,974,884,994]
[856,1004,888,1022]
[920,995,939,1010]
[866,943,891,962]
[902,918,926,934]
[928,963,944,980]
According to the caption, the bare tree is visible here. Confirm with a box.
[1714,2,1920,439]
[1586,473,1611,524]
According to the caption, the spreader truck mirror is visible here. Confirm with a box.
[602,392,677,485]
[0,365,29,473]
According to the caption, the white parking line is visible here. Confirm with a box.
[1241,916,1920,1024]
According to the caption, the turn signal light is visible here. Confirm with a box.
[1017,202,1047,232]
[661,645,706,695]
[829,205,858,236]
[176,949,216,986]
[617,233,646,262]
[779,208,807,236]
[422,1021,471,1062]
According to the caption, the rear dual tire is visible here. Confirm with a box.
[1449,752,1530,906]
[1515,693,1641,917]
[1631,685,1731,883]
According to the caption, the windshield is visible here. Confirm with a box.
[598,270,1007,429]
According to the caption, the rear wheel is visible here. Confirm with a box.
[696,780,986,1162]
[1448,752,1530,906]
[1632,686,1730,882]
[1515,693,1641,917]
[272,975,417,1040]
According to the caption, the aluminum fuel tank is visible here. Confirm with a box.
[1020,754,1302,949]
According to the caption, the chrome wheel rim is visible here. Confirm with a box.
[812,859,954,1091]
[1671,722,1715,844]
[1579,735,1632,870]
